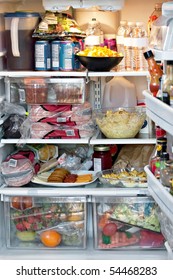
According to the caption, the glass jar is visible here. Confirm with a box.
[93,145,112,172]
[160,160,173,188]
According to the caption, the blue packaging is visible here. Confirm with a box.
[51,40,60,70]
[59,41,81,71]
[35,40,51,71]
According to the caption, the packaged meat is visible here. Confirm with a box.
[29,102,92,123]
[0,158,34,187]
[24,78,48,104]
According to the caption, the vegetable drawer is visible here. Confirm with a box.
[92,196,165,250]
[3,195,87,250]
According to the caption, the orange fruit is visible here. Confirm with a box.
[40,230,61,247]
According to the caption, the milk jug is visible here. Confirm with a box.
[102,76,137,108]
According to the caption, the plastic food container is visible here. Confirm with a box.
[92,196,164,250]
[5,77,86,104]
[4,196,87,249]
[93,107,146,138]
[97,168,147,188]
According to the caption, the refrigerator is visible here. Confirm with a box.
[0,0,173,261]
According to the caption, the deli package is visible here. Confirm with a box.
[32,11,86,40]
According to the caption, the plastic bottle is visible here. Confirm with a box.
[143,50,163,97]
[131,22,148,71]
[162,61,173,107]
[102,76,137,108]
[124,21,136,71]
[148,3,162,37]
[85,18,103,48]
[116,20,127,71]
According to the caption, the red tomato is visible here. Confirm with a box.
[102,223,117,236]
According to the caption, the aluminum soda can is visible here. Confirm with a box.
[59,41,81,71]
[35,40,51,71]
[51,40,60,70]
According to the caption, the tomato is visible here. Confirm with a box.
[102,223,117,236]
[11,197,21,209]
[40,230,61,247]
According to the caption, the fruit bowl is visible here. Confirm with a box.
[75,55,123,71]
[93,107,146,138]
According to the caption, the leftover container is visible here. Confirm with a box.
[97,168,147,188]
[3,196,87,249]
[92,196,164,250]
[93,107,146,138]
[5,77,86,104]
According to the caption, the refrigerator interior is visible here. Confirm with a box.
[0,0,172,260]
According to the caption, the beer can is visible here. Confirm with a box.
[51,40,60,70]
[59,41,81,71]
[35,40,51,71]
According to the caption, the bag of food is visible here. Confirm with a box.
[1,158,34,187]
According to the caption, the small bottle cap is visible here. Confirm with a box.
[143,50,154,59]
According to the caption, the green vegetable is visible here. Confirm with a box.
[16,231,36,241]
[102,234,111,244]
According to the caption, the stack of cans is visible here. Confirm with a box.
[35,40,81,71]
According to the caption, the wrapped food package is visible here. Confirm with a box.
[32,11,86,40]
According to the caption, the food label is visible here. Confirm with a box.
[93,158,102,172]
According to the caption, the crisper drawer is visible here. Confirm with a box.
[92,196,165,250]
[5,77,86,105]
[3,195,87,250]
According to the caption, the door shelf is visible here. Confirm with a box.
[144,165,173,222]
[143,90,173,135]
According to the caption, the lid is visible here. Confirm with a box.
[94,145,110,152]
[160,152,169,160]
[136,21,144,27]
[155,3,162,10]
[143,50,154,59]
[4,12,40,18]
[120,20,127,26]
[167,61,173,65]
[127,21,136,26]
[157,137,167,144]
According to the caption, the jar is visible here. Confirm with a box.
[160,160,173,188]
[93,145,112,172]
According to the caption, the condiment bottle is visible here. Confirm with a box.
[160,160,173,188]
[149,137,167,174]
[143,50,163,97]
[148,3,162,36]
[93,145,112,172]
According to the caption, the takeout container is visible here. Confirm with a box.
[93,107,146,138]
[4,196,87,249]
[92,196,164,250]
[75,55,123,71]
